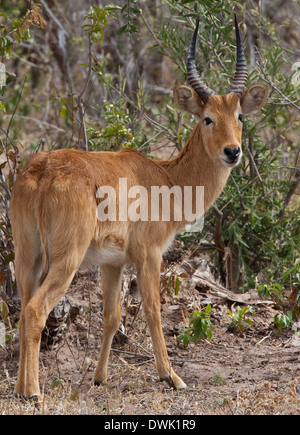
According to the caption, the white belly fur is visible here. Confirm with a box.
[162,234,176,255]
[80,244,127,268]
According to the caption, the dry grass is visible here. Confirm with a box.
[1,350,300,415]
[1,271,299,415]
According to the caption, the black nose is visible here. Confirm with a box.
[224,147,240,162]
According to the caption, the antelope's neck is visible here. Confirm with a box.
[160,123,231,211]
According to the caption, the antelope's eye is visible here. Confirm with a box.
[238,114,244,123]
[204,117,213,126]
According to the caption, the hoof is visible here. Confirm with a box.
[30,395,43,408]
[30,394,39,402]
[14,392,42,406]
[14,392,25,400]
[160,375,175,387]
[94,379,107,387]
[160,375,187,390]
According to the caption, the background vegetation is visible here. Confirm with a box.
[0,0,299,328]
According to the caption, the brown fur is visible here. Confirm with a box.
[10,83,268,402]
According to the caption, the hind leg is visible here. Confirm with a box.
[21,265,78,400]
[14,229,94,400]
[94,264,124,385]
[14,241,43,397]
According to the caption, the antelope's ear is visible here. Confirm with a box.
[241,84,269,115]
[173,85,203,115]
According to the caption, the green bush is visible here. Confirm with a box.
[0,1,299,321]
[178,304,213,346]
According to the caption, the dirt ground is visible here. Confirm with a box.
[0,253,300,415]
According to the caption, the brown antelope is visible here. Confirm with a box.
[10,16,268,402]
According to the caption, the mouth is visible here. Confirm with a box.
[220,157,241,168]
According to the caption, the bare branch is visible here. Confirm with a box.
[139,11,181,70]
[78,35,93,101]
[279,148,300,244]
[257,69,300,111]
[75,34,93,152]
[40,0,70,38]
[246,136,265,196]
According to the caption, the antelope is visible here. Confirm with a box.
[10,16,268,403]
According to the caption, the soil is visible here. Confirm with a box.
[0,251,300,415]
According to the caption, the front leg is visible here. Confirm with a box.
[94,264,123,385]
[136,250,187,389]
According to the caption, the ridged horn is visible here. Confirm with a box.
[186,18,215,104]
[227,14,248,97]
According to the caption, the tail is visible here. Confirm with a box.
[36,195,50,286]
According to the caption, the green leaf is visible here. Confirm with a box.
[104,5,122,12]
[117,24,128,35]
[60,106,67,118]
[174,277,181,295]
[3,252,14,263]
[181,0,199,4]
[206,304,212,315]
[0,300,9,322]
